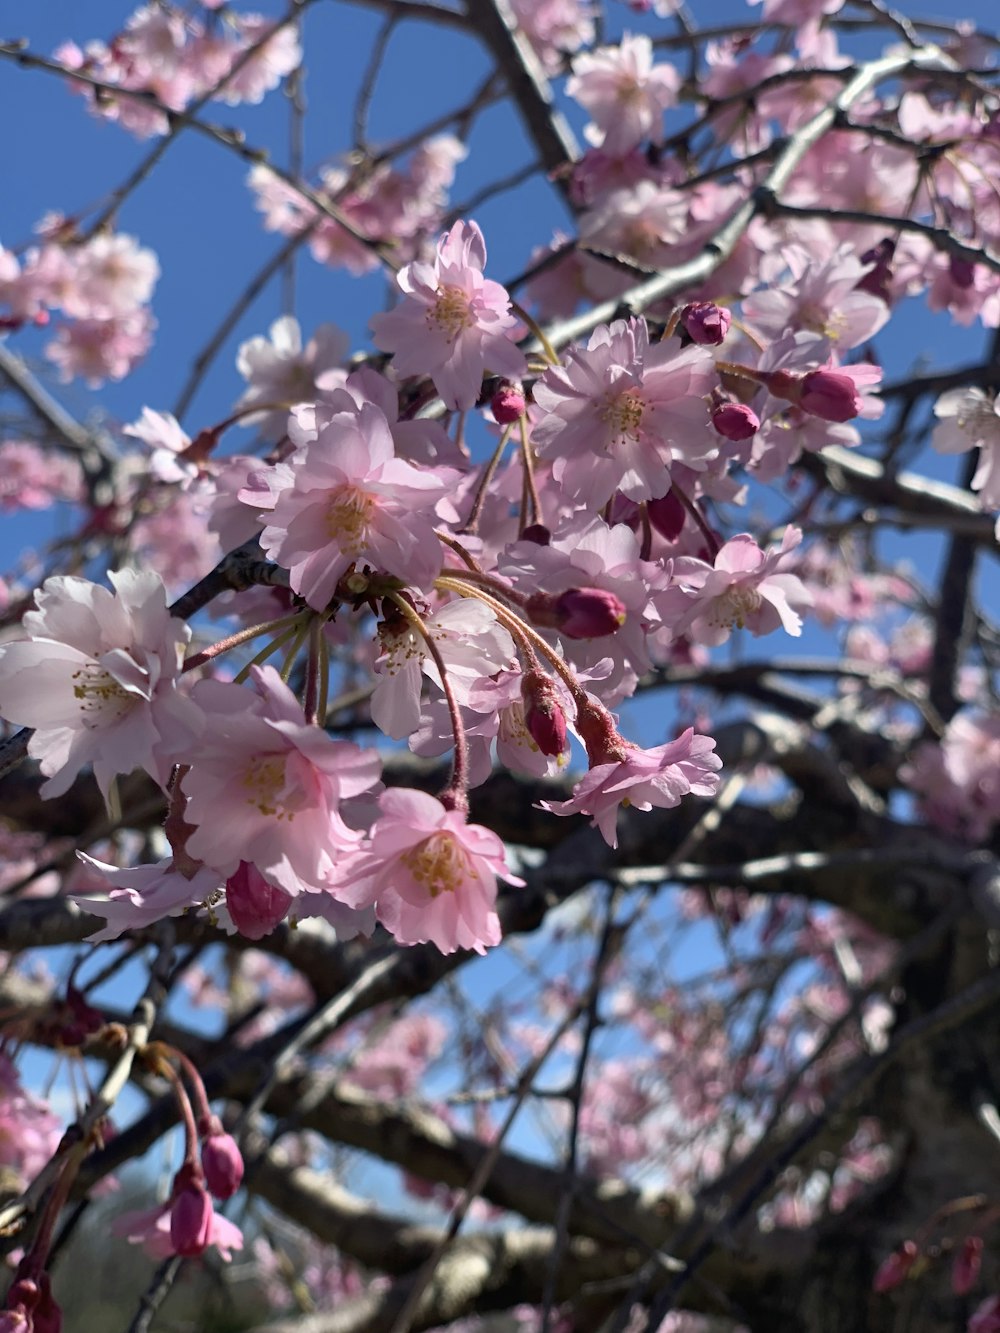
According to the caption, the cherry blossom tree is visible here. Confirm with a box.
[0,2,999,1331]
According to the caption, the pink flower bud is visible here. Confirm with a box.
[953,1235,984,1296]
[490,381,526,424]
[521,672,568,757]
[711,402,760,441]
[647,491,686,541]
[873,1239,918,1293]
[555,588,626,639]
[681,302,731,346]
[225,862,292,940]
[170,1181,214,1258]
[798,368,863,422]
[201,1128,245,1201]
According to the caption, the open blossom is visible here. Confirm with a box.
[372,597,516,740]
[567,33,679,155]
[932,386,1000,511]
[532,318,716,507]
[328,788,524,955]
[182,667,382,895]
[370,220,525,410]
[250,401,448,608]
[656,527,812,646]
[236,315,348,441]
[542,728,721,848]
[74,855,221,942]
[0,569,200,798]
[112,1195,243,1263]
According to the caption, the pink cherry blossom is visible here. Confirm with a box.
[112,1196,243,1262]
[656,527,812,647]
[0,441,83,509]
[236,315,348,441]
[372,596,516,740]
[44,310,155,387]
[183,666,381,895]
[328,788,524,955]
[370,220,525,410]
[509,0,595,73]
[532,318,717,508]
[251,401,448,607]
[567,33,679,155]
[0,569,201,798]
[73,854,221,942]
[932,386,1000,511]
[542,728,722,847]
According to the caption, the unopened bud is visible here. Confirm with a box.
[949,256,976,290]
[711,401,760,441]
[521,672,568,757]
[524,587,626,639]
[519,523,551,545]
[201,1121,245,1201]
[798,368,862,422]
[856,238,895,301]
[490,381,526,424]
[647,491,686,541]
[225,862,292,940]
[680,302,731,346]
[873,1240,918,1293]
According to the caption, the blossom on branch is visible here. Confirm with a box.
[0,569,200,798]
[370,220,525,411]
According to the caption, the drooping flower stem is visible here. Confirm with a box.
[303,617,328,725]
[436,575,589,712]
[460,423,514,535]
[518,413,543,531]
[233,614,311,684]
[386,592,469,811]
[671,479,722,558]
[182,613,304,673]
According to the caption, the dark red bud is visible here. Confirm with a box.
[680,301,732,346]
[490,381,526,424]
[711,401,760,441]
[646,491,686,541]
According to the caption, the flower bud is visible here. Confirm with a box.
[680,302,731,346]
[646,491,686,542]
[525,587,627,639]
[201,1123,245,1201]
[490,381,526,424]
[798,368,862,422]
[856,238,895,301]
[953,1235,984,1296]
[521,672,568,757]
[711,401,760,441]
[949,256,976,290]
[872,1239,918,1293]
[170,1180,214,1258]
[225,862,292,940]
[519,523,551,545]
